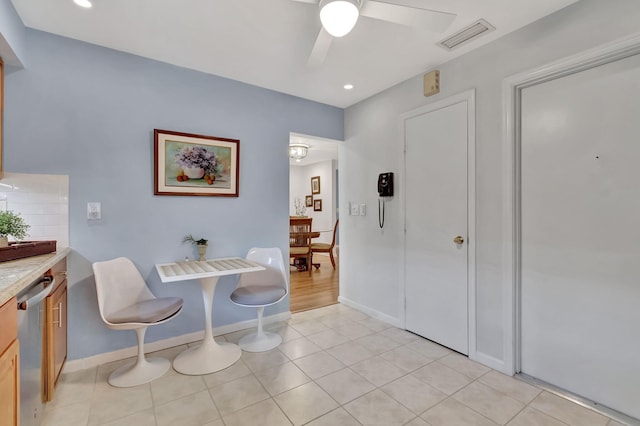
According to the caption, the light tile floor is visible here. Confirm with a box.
[43,303,629,426]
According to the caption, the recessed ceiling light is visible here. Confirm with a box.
[344,84,354,90]
[73,0,92,8]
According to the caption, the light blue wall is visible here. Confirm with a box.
[0,0,26,67]
[4,29,343,359]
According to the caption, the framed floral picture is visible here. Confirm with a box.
[311,176,321,195]
[313,199,322,211]
[305,195,313,207]
[154,129,239,197]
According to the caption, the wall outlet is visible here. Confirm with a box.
[350,202,359,216]
[359,204,366,216]
[87,202,101,220]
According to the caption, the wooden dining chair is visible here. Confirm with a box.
[311,219,339,270]
[289,217,313,275]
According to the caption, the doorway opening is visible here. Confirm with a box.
[288,132,341,313]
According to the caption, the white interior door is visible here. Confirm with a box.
[520,52,640,419]
[404,92,474,355]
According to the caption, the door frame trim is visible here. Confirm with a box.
[400,89,476,359]
[502,32,640,375]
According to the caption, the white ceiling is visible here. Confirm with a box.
[11,0,579,108]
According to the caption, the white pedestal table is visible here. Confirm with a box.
[155,257,265,375]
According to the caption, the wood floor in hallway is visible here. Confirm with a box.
[289,253,339,313]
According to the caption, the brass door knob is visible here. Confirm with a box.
[453,236,465,244]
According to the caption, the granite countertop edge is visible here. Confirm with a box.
[0,247,72,306]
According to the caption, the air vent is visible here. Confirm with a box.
[438,19,495,51]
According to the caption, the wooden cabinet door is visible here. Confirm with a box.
[0,339,19,426]
[0,57,4,175]
[44,280,67,401]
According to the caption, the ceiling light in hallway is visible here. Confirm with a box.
[289,144,310,162]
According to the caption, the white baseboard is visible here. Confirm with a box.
[338,296,402,328]
[63,311,292,373]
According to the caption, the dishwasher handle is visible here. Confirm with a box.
[17,277,55,310]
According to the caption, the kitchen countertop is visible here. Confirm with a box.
[0,248,71,306]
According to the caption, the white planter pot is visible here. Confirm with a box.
[184,167,205,179]
[197,244,208,261]
[0,236,8,248]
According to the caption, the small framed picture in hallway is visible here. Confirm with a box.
[311,176,321,194]
[313,199,322,211]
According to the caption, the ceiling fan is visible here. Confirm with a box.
[293,0,457,66]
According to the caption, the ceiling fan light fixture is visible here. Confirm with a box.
[289,143,310,161]
[319,0,360,38]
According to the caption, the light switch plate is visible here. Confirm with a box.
[350,203,359,216]
[359,204,366,216]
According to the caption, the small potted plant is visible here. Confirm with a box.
[0,210,30,248]
[183,234,208,261]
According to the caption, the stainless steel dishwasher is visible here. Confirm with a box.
[17,275,54,426]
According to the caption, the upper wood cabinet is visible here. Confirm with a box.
[44,258,68,402]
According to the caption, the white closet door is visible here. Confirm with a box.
[520,52,640,419]
[405,98,469,355]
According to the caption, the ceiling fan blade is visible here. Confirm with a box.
[307,28,333,67]
[360,1,456,33]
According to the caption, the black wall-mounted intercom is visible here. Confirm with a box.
[378,172,394,197]
[377,172,394,229]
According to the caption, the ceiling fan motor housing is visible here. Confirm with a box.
[318,0,362,11]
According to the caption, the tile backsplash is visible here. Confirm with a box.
[0,172,69,248]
